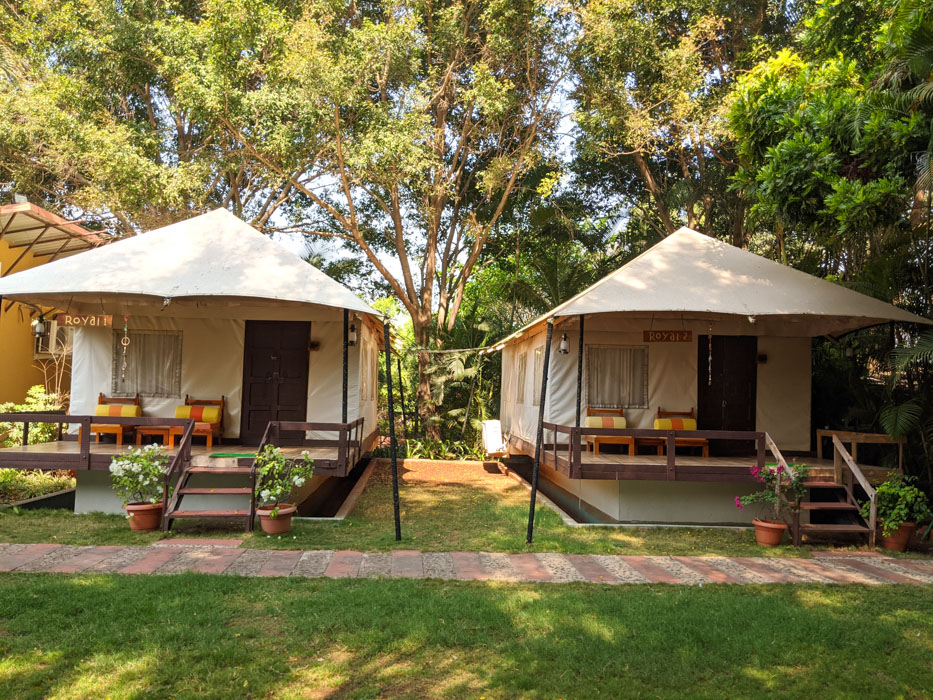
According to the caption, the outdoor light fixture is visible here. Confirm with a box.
[162,297,172,310]
[348,323,357,347]
[747,315,757,325]
[558,333,569,354]
[33,316,47,337]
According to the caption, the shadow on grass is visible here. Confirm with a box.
[0,574,930,698]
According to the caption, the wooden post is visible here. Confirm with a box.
[666,431,676,480]
[527,318,554,544]
[341,309,349,424]
[575,315,584,428]
[383,322,402,541]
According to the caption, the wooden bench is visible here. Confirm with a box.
[636,408,709,457]
[89,393,141,445]
[583,406,634,456]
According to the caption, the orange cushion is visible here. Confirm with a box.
[654,418,697,430]
[175,405,221,424]
[94,404,141,417]
[584,416,627,429]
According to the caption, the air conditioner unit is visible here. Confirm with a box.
[34,320,73,359]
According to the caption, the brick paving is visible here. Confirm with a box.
[0,541,930,584]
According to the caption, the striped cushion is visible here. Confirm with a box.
[584,416,627,429]
[654,418,697,430]
[175,405,222,424]
[94,404,141,417]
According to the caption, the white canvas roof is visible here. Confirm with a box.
[500,227,930,344]
[0,208,379,318]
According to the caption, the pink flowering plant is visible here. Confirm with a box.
[735,462,809,521]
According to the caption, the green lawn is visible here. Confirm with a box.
[0,574,930,698]
[0,462,928,558]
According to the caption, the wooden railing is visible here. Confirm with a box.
[254,418,366,476]
[832,434,877,548]
[542,423,766,479]
[161,419,196,526]
[0,413,194,471]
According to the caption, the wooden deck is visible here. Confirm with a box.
[512,431,895,484]
[0,414,377,478]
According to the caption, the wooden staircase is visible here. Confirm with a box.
[766,433,876,547]
[160,428,257,532]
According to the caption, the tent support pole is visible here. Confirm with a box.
[575,314,584,428]
[397,357,408,440]
[527,318,554,545]
[341,309,348,424]
[383,321,402,541]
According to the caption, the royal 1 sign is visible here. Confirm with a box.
[643,330,692,343]
[56,314,113,328]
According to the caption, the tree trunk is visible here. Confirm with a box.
[412,312,440,440]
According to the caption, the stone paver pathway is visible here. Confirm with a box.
[1,541,931,584]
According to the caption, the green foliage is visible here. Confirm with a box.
[254,445,314,516]
[108,445,170,507]
[402,438,486,461]
[862,473,933,536]
[0,385,66,448]
[735,463,810,520]
[0,469,74,505]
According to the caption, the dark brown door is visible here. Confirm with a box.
[698,335,757,454]
[241,321,311,444]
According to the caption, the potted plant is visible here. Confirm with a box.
[862,473,932,552]
[109,444,170,531]
[734,462,809,547]
[254,445,314,534]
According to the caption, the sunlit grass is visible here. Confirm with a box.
[0,574,930,698]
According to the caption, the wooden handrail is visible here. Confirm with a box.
[161,419,195,527]
[832,435,877,547]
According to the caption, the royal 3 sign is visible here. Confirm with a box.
[643,330,692,342]
[56,314,113,328]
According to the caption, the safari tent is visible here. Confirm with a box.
[0,208,382,518]
[496,227,931,527]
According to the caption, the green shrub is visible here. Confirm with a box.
[0,385,66,447]
[0,469,75,505]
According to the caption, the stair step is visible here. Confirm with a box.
[799,502,858,511]
[800,523,871,533]
[803,481,844,488]
[169,510,251,519]
[186,467,252,475]
[178,487,252,495]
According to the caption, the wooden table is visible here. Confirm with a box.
[816,430,905,470]
[585,435,635,456]
[635,436,710,457]
[135,426,172,445]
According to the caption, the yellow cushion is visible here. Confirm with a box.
[584,416,627,429]
[175,405,222,424]
[94,404,141,417]
[654,417,697,430]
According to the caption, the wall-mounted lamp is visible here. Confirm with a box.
[558,333,569,355]
[33,316,47,338]
[348,323,357,347]
[162,297,172,310]
[747,315,757,325]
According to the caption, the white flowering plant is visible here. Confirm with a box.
[109,444,170,506]
[254,444,314,518]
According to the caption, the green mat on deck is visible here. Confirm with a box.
[209,453,256,458]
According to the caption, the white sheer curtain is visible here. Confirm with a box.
[113,330,183,398]
[587,346,647,408]
[532,346,544,406]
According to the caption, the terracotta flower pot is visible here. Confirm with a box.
[752,518,787,547]
[257,504,297,535]
[879,521,916,552]
[125,502,164,531]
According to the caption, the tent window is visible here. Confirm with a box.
[516,351,528,404]
[112,330,182,398]
[586,345,648,409]
[532,346,544,406]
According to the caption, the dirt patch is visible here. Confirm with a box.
[371,459,514,491]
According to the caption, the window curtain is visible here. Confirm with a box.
[587,346,647,408]
[516,352,527,404]
[112,331,182,398]
[532,346,544,406]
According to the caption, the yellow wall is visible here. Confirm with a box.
[0,244,49,403]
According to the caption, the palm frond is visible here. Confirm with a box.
[880,399,923,438]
